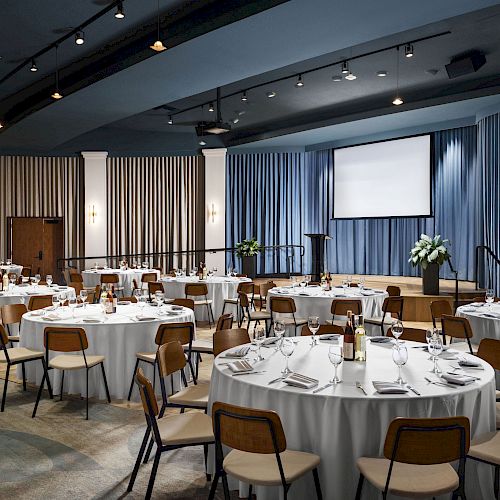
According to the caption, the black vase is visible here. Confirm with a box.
[422,262,440,295]
[241,256,256,278]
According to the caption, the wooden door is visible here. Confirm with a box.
[8,217,64,281]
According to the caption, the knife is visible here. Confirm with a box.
[312,383,333,394]
[232,371,266,377]
[406,384,421,396]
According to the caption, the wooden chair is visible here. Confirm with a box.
[269,296,307,336]
[1,303,28,344]
[100,273,124,296]
[356,417,470,500]
[301,324,344,336]
[365,297,404,336]
[0,324,51,411]
[467,430,500,497]
[476,338,500,408]
[21,266,32,278]
[147,281,164,301]
[127,322,196,401]
[387,327,427,343]
[209,401,322,500]
[386,285,401,297]
[132,279,139,291]
[141,273,158,289]
[185,283,215,328]
[252,281,276,311]
[68,281,84,294]
[32,327,110,420]
[69,271,83,283]
[126,368,214,499]
[213,328,251,357]
[327,299,362,326]
[28,295,53,311]
[172,298,194,310]
[120,295,138,303]
[222,281,255,327]
[441,315,474,355]
[430,300,453,344]
[239,291,271,333]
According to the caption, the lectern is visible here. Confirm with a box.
[304,234,331,282]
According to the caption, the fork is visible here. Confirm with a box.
[424,376,457,389]
[355,381,368,395]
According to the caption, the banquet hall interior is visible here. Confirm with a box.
[2,1,500,499]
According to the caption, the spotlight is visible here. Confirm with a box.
[30,58,38,72]
[51,91,63,100]
[345,71,357,81]
[331,75,342,82]
[295,74,304,87]
[266,91,277,98]
[404,43,414,58]
[208,102,214,112]
[0,122,3,129]
[114,1,125,19]
[241,91,248,102]
[75,31,85,45]
[168,115,173,125]
[392,96,404,106]
[199,139,207,146]
[341,61,349,74]
[376,70,387,77]
[150,0,166,52]
[232,117,240,124]
[150,40,166,52]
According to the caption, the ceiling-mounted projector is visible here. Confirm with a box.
[445,50,486,79]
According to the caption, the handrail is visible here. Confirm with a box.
[475,245,500,291]
[446,257,459,312]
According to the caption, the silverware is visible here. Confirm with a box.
[450,364,483,371]
[268,376,286,385]
[355,381,368,395]
[406,384,421,396]
[424,376,457,389]
[232,370,266,377]
[446,371,481,381]
[312,383,333,394]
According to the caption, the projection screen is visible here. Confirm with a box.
[333,135,431,219]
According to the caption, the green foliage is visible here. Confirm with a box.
[409,234,450,269]
[235,238,262,258]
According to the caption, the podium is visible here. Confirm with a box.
[304,234,331,282]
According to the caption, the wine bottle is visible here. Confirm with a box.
[354,314,367,362]
[202,262,208,280]
[343,310,355,361]
[105,287,113,314]
[112,285,117,313]
[198,262,204,280]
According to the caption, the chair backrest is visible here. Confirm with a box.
[270,296,296,314]
[68,281,83,294]
[0,325,9,349]
[216,313,233,331]
[132,279,139,290]
[148,282,164,296]
[120,295,138,303]
[28,295,53,311]
[185,283,208,296]
[213,328,250,357]
[101,273,119,284]
[259,281,276,298]
[331,299,362,316]
[441,315,473,340]
[301,324,344,336]
[93,284,101,303]
[477,338,500,370]
[1,303,28,325]
[155,322,194,347]
[238,291,251,309]
[237,282,254,295]
[135,367,159,417]
[141,272,157,283]
[172,298,194,310]
[212,401,286,454]
[383,417,470,465]
[387,327,427,343]
[382,297,404,317]
[69,271,83,283]
[386,285,401,297]
[157,340,186,377]
[21,266,32,278]
[44,327,88,352]
[430,300,453,328]
[471,295,500,303]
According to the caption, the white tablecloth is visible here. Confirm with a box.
[0,284,73,308]
[0,264,23,276]
[209,338,496,499]
[161,276,251,321]
[19,303,195,401]
[268,286,388,327]
[82,268,160,296]
[456,303,500,343]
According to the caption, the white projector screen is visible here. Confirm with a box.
[333,135,431,219]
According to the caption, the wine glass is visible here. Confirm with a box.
[80,289,88,309]
[359,277,365,291]
[347,275,353,287]
[391,320,404,343]
[226,267,233,277]
[58,291,67,309]
[142,262,148,270]
[6,259,12,266]
[392,344,408,384]
[34,274,41,287]
[9,275,16,290]
[308,316,320,346]
[138,292,147,314]
[252,326,265,362]
[291,276,297,288]
[46,274,53,287]
[299,278,307,288]
[273,320,285,350]
[486,289,495,310]
[342,278,348,293]
[68,292,77,318]
[428,338,443,373]
[52,294,59,310]
[133,288,142,304]
[328,345,343,384]
[155,290,164,307]
[280,338,295,375]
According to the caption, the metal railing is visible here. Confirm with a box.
[446,257,459,311]
[475,244,500,292]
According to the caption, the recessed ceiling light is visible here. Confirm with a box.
[266,91,277,98]
[114,2,125,19]
[241,91,248,102]
[392,96,404,105]
[208,102,214,112]
[376,70,387,77]
[341,61,349,74]
[295,74,304,87]
[332,75,342,82]
[168,115,173,125]
[404,43,414,58]
[75,31,85,45]
[345,71,357,81]
[30,58,38,72]
[425,68,439,76]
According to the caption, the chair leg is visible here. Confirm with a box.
[203,444,211,482]
[208,471,220,500]
[206,303,212,329]
[248,484,253,500]
[59,370,65,401]
[100,363,111,403]
[221,471,231,500]
[42,359,53,399]
[22,362,26,391]
[143,435,155,464]
[127,426,151,492]
[145,448,161,500]
[127,358,140,401]
[1,364,10,412]
[495,465,499,499]
[355,474,364,500]
[85,368,89,420]
[312,468,322,500]
[187,356,197,385]
[32,371,46,418]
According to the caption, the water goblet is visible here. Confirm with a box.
[280,338,295,375]
[273,320,285,351]
[52,294,59,310]
[308,316,320,346]
[252,326,265,362]
[391,320,404,343]
[9,275,16,290]
[428,338,443,373]
[46,274,53,287]
[133,288,142,303]
[486,289,495,310]
[342,278,348,293]
[6,259,12,266]
[347,275,353,287]
[359,277,365,290]
[80,289,88,309]
[328,345,343,384]
[392,343,408,384]
[59,291,67,309]
[34,273,41,288]
[155,290,164,308]
[68,293,77,318]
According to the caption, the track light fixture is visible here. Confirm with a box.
[404,43,414,58]
[75,30,85,45]
[208,102,214,112]
[150,0,166,52]
[295,74,304,87]
[241,91,248,102]
[168,115,173,124]
[376,70,387,77]
[30,58,38,72]
[345,71,357,81]
[332,75,342,82]
[51,46,63,100]
[114,1,125,19]
[341,61,349,74]
[392,46,403,105]
[266,91,277,98]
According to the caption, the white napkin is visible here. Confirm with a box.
[262,337,279,346]
[370,336,392,343]
[361,290,375,296]
[117,300,131,305]
[136,316,156,321]
[283,373,319,389]
[221,346,250,358]
[441,373,476,386]
[319,334,340,341]
[82,318,102,323]
[42,313,62,321]
[171,305,183,311]
[226,359,254,373]
[457,357,483,368]
[372,381,408,394]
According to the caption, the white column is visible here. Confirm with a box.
[203,148,227,274]
[81,151,108,264]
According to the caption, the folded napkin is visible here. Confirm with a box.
[438,350,459,360]
[136,316,156,321]
[361,290,375,296]
[370,336,392,343]
[319,334,340,341]
[283,373,319,389]
[117,301,131,306]
[262,337,279,346]
[441,373,476,386]
[43,314,62,321]
[372,381,408,394]
[221,346,250,358]
[457,357,482,368]
[82,318,102,323]
[226,359,254,373]
[171,305,183,311]
[29,310,45,317]
[460,307,476,313]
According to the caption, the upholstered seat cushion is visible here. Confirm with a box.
[249,311,271,321]
[497,403,500,430]
[469,431,500,465]
[49,354,105,370]
[7,335,20,342]
[496,390,500,401]
[194,299,213,306]
[272,317,307,326]
[223,298,238,305]
[158,412,213,446]
[325,319,346,328]
[0,347,43,363]
[136,352,156,363]
[356,457,459,497]
[364,316,394,325]
[223,449,320,486]
[189,339,213,354]
[168,383,209,407]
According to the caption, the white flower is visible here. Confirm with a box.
[419,249,427,258]
[428,249,439,262]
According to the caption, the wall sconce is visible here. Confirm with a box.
[88,204,97,224]
[209,203,217,223]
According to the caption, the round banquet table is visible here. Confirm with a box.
[456,302,500,343]
[161,276,252,321]
[19,302,195,401]
[0,264,23,276]
[0,284,73,308]
[267,286,388,326]
[82,268,160,296]
[209,337,496,499]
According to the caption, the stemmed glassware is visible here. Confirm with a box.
[359,277,365,291]
[155,291,164,314]
[6,259,11,266]
[138,291,147,315]
[428,338,443,374]
[133,288,142,304]
[328,345,343,384]
[68,292,77,318]
[280,338,295,375]
[486,289,495,310]
[342,278,348,294]
[9,274,16,290]
[391,320,404,343]
[308,316,320,346]
[347,275,353,287]
[46,274,53,287]
[58,291,67,309]
[273,320,285,351]
[52,294,59,310]
[34,274,41,288]
[80,290,88,309]
[251,326,265,362]
[392,343,408,384]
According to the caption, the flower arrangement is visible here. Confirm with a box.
[235,238,262,258]
[409,234,450,269]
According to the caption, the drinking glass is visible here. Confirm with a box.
[392,344,408,384]
[46,274,53,287]
[6,259,11,266]
[68,293,77,318]
[9,275,16,290]
[80,290,88,309]
[34,274,41,287]
[252,326,265,362]
[59,291,67,309]
[227,267,233,277]
[142,262,148,269]
[213,267,218,275]
[359,277,365,290]
[486,289,495,309]
[280,338,295,375]
[133,288,142,303]
[428,338,443,373]
[291,276,297,288]
[299,279,307,288]
[342,278,348,293]
[328,345,343,384]
[138,292,147,313]
[273,320,285,351]
[391,320,404,343]
[347,275,353,287]
[155,291,164,307]
[52,294,59,310]
[308,316,320,345]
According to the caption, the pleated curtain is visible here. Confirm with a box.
[106,156,204,271]
[0,156,84,259]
